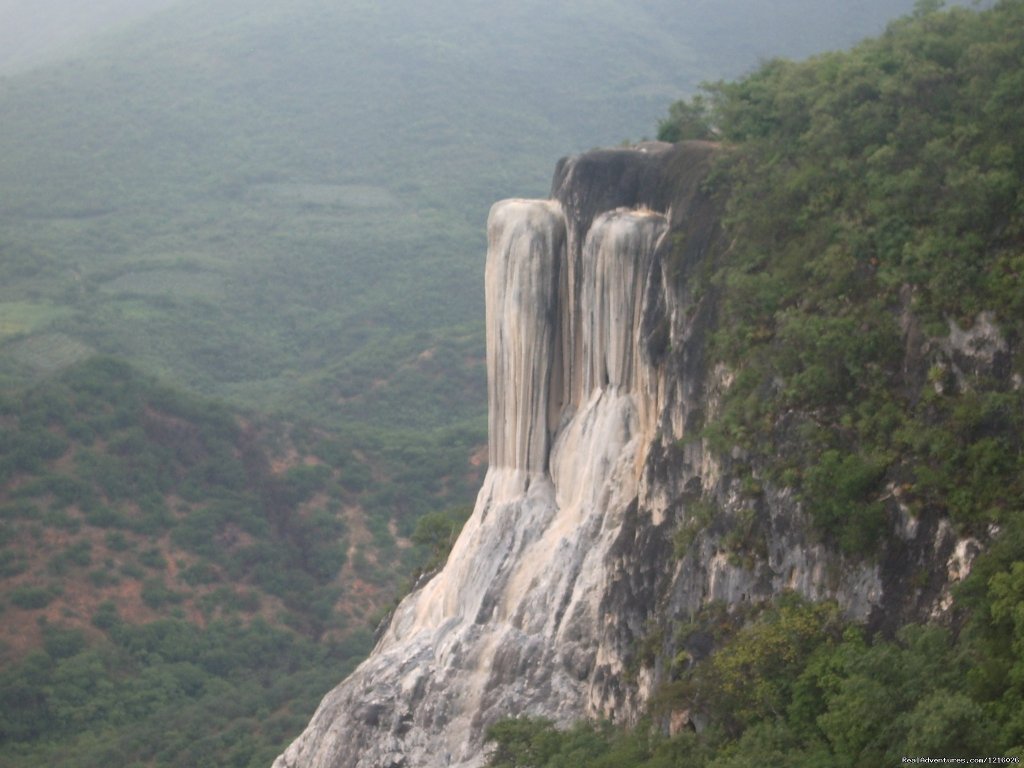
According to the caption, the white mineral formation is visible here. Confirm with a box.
[273,155,670,768]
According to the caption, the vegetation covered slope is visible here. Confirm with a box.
[700,0,1023,556]
[0,358,417,767]
[485,1,1024,764]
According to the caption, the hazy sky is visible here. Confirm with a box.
[0,0,179,73]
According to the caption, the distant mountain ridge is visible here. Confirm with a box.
[0,0,922,544]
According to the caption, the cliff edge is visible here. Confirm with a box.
[272,141,981,768]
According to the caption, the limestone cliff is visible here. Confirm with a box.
[272,142,979,768]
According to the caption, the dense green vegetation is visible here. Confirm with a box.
[0,618,372,768]
[686,0,1024,554]
[0,357,397,620]
[0,357,461,765]
[486,1,1024,764]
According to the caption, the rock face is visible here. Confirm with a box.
[273,142,976,768]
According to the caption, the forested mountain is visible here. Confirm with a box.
[0,0,920,518]
[0,0,965,766]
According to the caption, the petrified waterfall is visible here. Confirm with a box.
[273,141,974,768]
[273,144,678,768]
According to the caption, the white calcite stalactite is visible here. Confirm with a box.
[485,199,564,474]
[274,161,670,768]
[578,208,666,398]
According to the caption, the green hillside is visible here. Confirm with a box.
[0,357,413,766]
